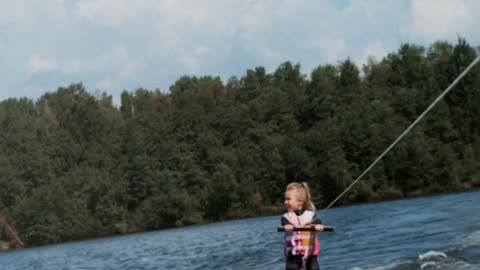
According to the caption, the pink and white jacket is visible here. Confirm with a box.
[282,209,321,258]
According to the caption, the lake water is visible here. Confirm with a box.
[0,190,479,269]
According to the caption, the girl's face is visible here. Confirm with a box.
[284,190,303,212]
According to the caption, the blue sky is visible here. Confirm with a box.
[0,0,479,104]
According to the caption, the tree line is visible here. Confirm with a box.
[1,38,479,246]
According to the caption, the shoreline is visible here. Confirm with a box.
[3,187,479,252]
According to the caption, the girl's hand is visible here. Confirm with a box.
[315,224,325,231]
[284,224,294,232]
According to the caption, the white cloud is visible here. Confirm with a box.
[313,37,348,63]
[361,40,388,65]
[74,0,148,26]
[0,1,29,24]
[0,0,68,25]
[259,46,284,63]
[41,0,69,22]
[95,77,116,90]
[235,1,275,35]
[412,0,474,40]
[153,0,220,29]
[275,0,305,16]
[117,60,140,80]
[194,46,209,56]
[63,59,84,75]
[1,0,480,104]
[61,47,140,79]
[27,55,58,73]
[93,47,129,71]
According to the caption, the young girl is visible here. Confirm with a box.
[282,182,325,270]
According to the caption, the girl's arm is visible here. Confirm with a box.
[310,213,326,231]
[281,216,294,232]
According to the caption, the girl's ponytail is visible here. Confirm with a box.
[301,182,316,211]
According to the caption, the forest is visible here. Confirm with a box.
[0,38,479,247]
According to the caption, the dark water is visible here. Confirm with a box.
[0,191,479,270]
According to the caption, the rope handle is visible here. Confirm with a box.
[277,226,334,232]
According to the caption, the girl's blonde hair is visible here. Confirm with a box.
[286,182,316,211]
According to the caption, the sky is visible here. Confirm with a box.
[0,0,479,104]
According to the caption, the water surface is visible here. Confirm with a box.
[1,191,479,269]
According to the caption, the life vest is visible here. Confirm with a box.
[283,210,320,258]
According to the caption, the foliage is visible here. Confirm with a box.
[0,39,479,246]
